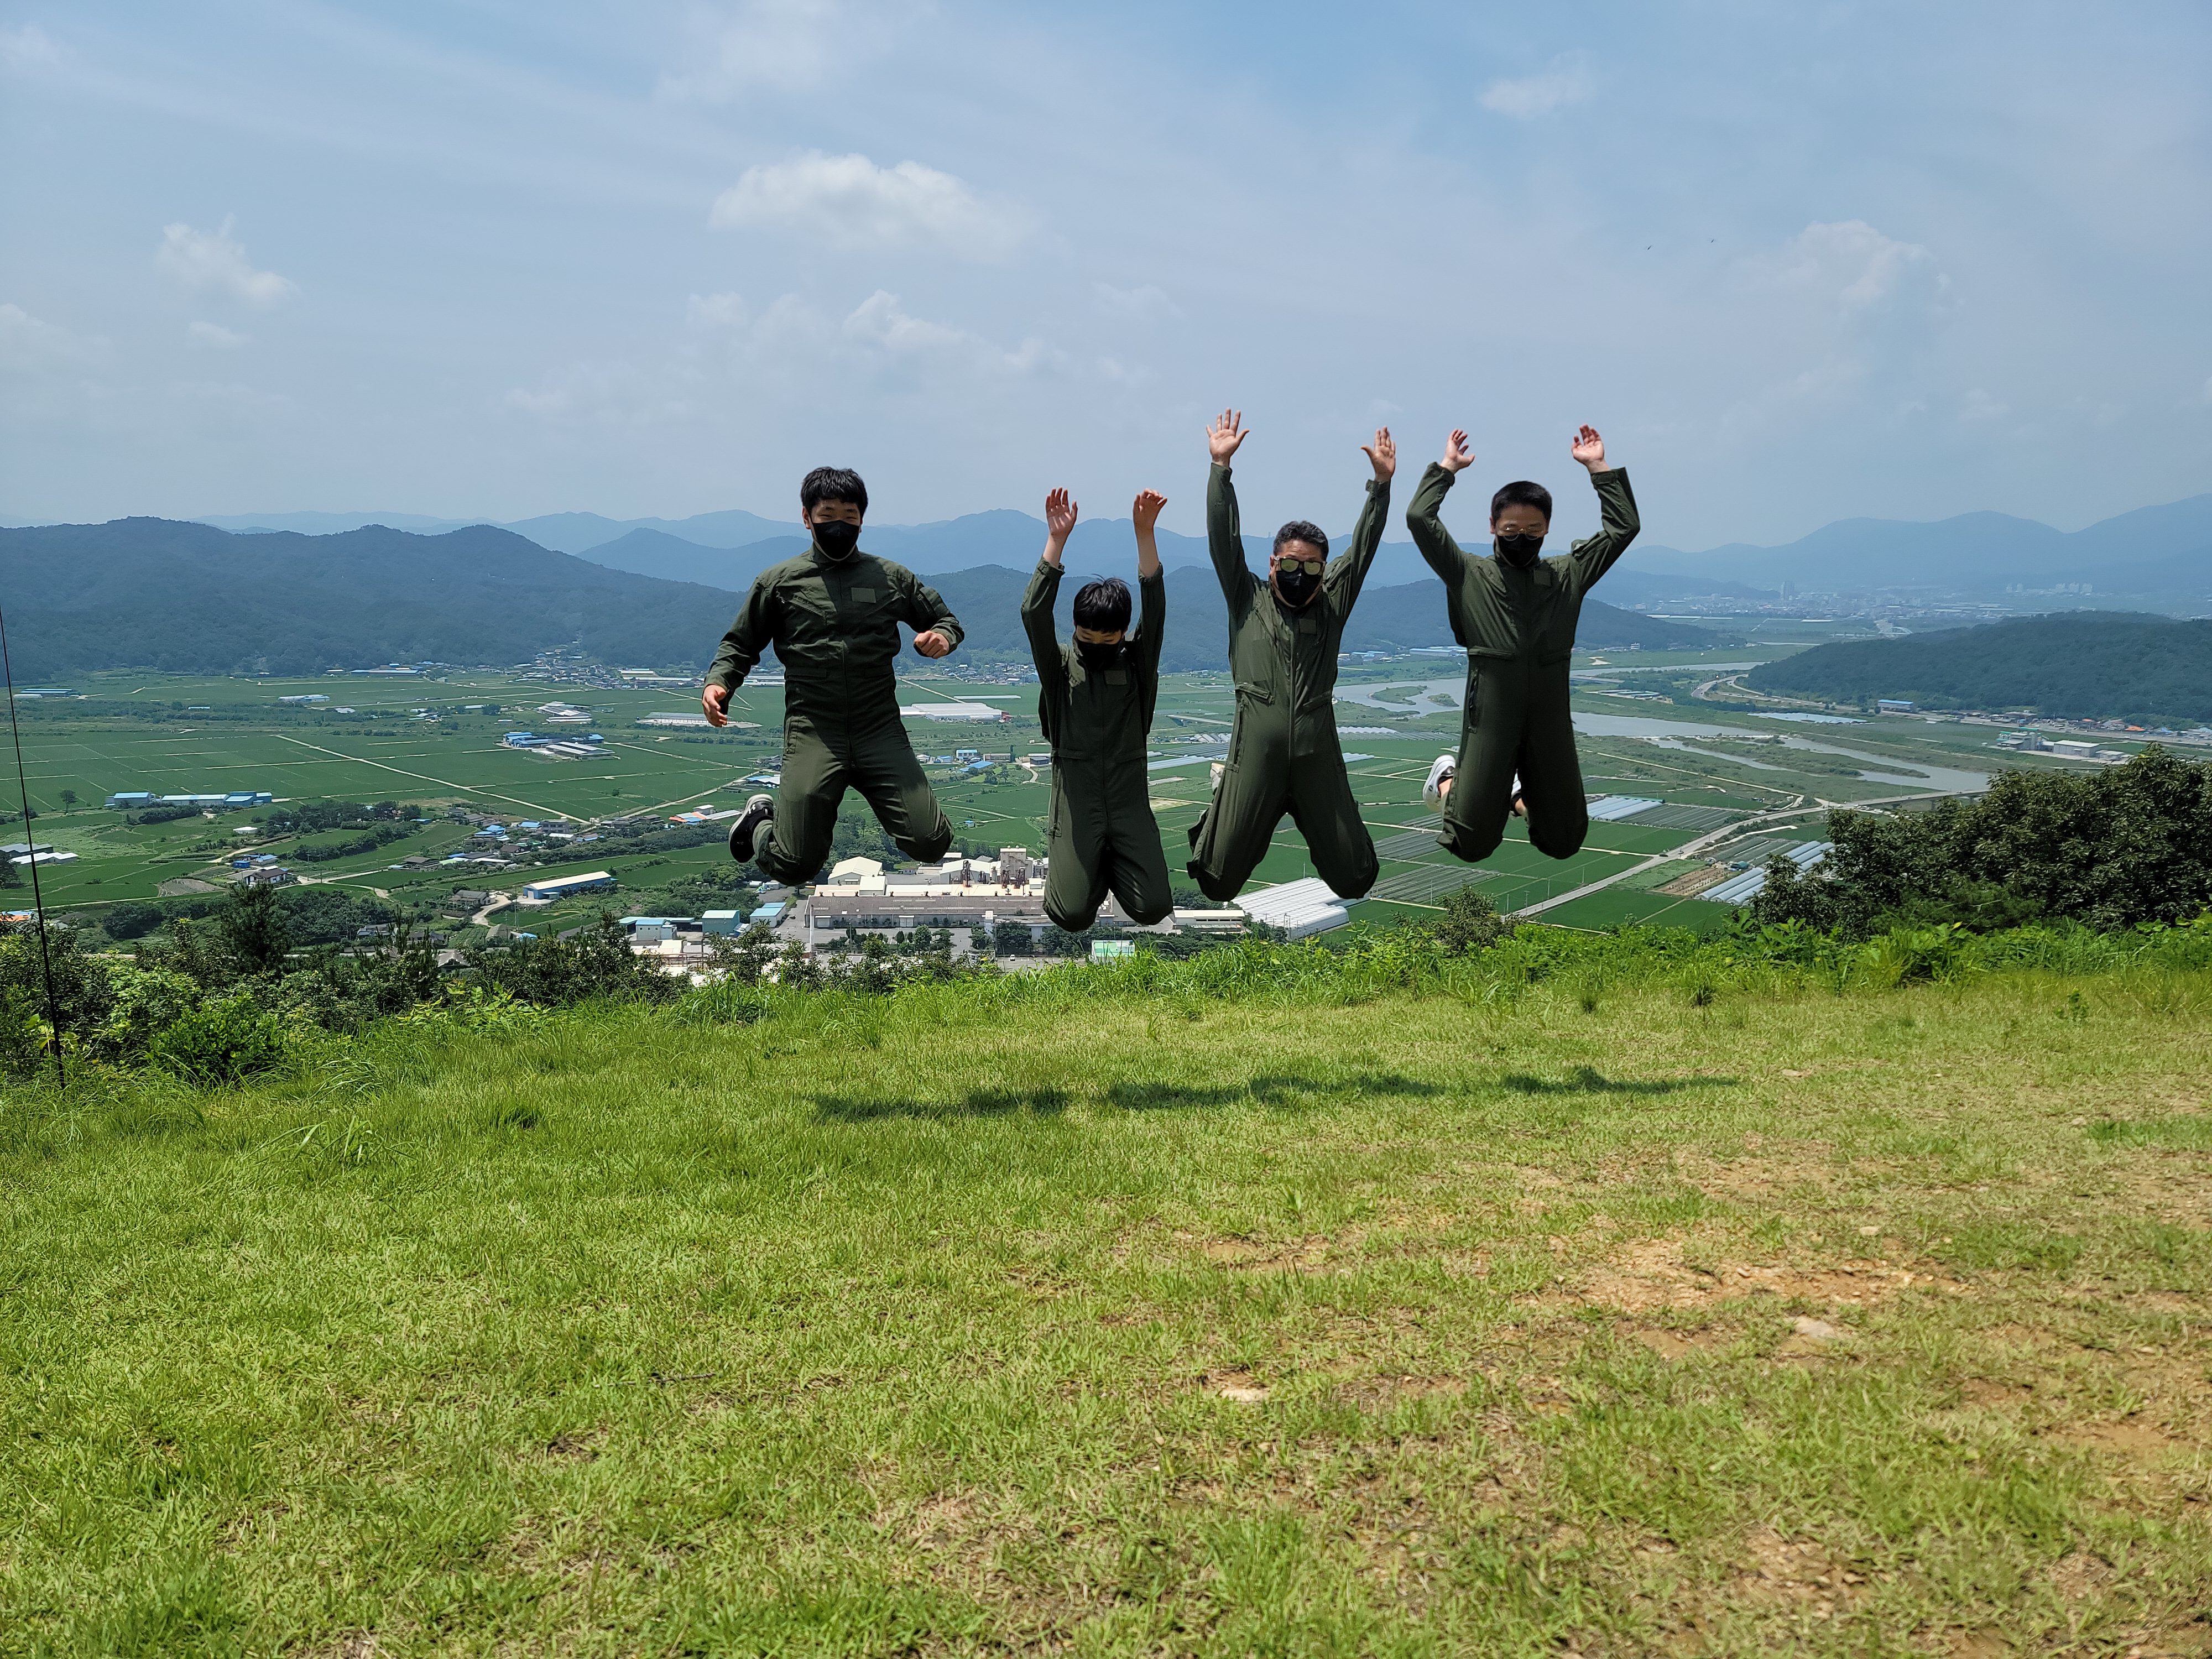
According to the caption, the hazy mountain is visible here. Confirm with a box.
[1744,612,2212,722]
[1633,493,2212,597]
[196,510,478,535]
[0,518,740,680]
[1,517,1727,682]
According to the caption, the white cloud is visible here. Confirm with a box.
[1480,53,1590,119]
[0,302,98,372]
[155,220,298,308]
[708,152,1022,256]
[1960,388,2009,422]
[1768,220,1951,318]
[658,0,856,100]
[188,320,247,349]
[0,23,64,70]
[685,291,749,330]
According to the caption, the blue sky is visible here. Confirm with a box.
[2,1,2207,546]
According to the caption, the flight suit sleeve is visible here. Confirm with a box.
[1021,560,1068,706]
[894,564,964,653]
[1404,462,1469,586]
[706,570,779,692]
[1207,463,1251,618]
[1326,476,1391,617]
[1135,566,1166,729]
[1564,467,1640,595]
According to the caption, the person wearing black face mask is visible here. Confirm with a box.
[705,465,967,885]
[1405,424,1640,868]
[1020,486,1173,933]
[1185,411,1392,904]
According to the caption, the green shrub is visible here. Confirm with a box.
[146,994,287,1087]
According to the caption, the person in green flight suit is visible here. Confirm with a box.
[703,466,964,884]
[1405,424,1640,864]
[1020,484,1173,932]
[1186,409,1395,903]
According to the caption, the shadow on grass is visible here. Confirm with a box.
[1106,1072,1442,1112]
[1499,1067,1739,1097]
[814,1086,1073,1122]
[812,1071,1443,1122]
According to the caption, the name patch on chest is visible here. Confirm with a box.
[1104,668,1127,684]
[849,587,877,601]
[1298,616,1319,634]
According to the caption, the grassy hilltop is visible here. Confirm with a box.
[5,926,2211,1656]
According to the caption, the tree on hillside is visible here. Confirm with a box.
[221,883,293,975]
[1750,747,2212,936]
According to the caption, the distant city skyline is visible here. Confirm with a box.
[2,2,2208,546]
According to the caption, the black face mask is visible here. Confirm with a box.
[1273,567,1322,607]
[1495,533,1545,568]
[1075,638,1125,671]
[812,520,861,562]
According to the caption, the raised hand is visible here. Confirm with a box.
[1571,424,1609,472]
[1131,488,1167,534]
[1044,487,1077,541]
[1441,429,1474,473]
[1207,408,1249,465]
[1361,426,1396,482]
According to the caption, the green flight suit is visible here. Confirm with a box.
[1186,462,1389,903]
[1404,463,1640,863]
[1021,560,1172,932]
[707,546,963,885]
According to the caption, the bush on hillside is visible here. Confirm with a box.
[471,913,683,1008]
[1750,748,2212,938]
[145,993,288,1086]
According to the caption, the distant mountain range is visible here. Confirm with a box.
[1744,613,2212,723]
[178,489,2212,605]
[0,517,1719,681]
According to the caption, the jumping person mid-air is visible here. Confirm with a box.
[1186,410,1394,904]
[1020,486,1172,932]
[705,466,963,884]
[1406,425,1639,864]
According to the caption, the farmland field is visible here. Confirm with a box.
[0,653,2127,939]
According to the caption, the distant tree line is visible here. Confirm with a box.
[1745,613,2212,723]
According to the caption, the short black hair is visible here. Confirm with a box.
[800,466,868,516]
[1272,520,1328,557]
[1072,577,1131,633]
[1490,481,1552,524]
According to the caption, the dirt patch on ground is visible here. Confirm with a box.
[1209,1369,1271,1403]
[1337,1373,1472,1409]
[1182,1231,1334,1271]
[1624,1323,1736,1361]
[2045,1417,2180,1458]
[1572,1237,1968,1315]
[1724,1525,1867,1616]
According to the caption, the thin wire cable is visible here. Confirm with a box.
[0,602,66,1091]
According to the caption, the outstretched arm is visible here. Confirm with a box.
[1131,486,1164,581]
[1563,425,1639,593]
[1205,408,1253,612]
[1405,429,1474,585]
[1021,488,1076,693]
[1133,488,1167,680]
[1327,427,1396,614]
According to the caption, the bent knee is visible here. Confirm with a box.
[1529,820,1588,860]
[1121,891,1172,925]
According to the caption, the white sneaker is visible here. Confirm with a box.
[1423,753,1455,805]
[1210,761,1225,794]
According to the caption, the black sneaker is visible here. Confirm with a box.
[729,794,773,863]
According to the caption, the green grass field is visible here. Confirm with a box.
[5,954,2209,1655]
